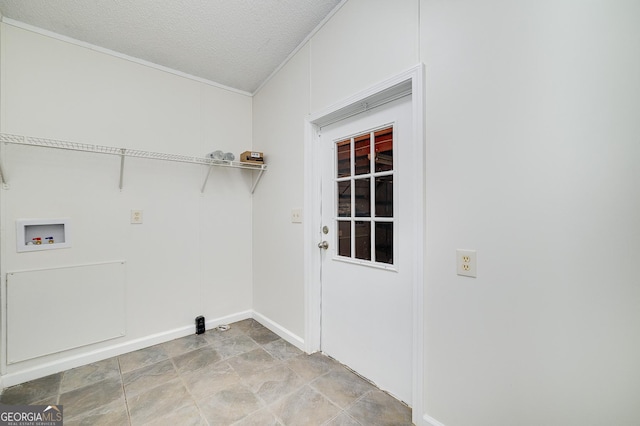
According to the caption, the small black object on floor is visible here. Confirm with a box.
[195,316,205,335]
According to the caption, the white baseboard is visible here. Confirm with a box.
[1,310,252,389]
[251,310,305,351]
[424,414,446,426]
[206,310,252,331]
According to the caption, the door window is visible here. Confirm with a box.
[335,126,394,266]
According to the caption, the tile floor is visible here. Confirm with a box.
[0,319,412,425]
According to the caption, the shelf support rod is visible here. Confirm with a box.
[119,149,126,190]
[250,168,265,194]
[201,164,214,193]
[0,160,7,188]
[0,143,8,189]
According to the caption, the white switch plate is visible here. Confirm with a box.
[131,210,143,224]
[456,249,477,277]
[291,208,303,223]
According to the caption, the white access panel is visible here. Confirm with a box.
[7,261,126,364]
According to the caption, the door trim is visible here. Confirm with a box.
[303,63,425,424]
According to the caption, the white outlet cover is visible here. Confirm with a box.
[291,208,303,223]
[456,249,477,278]
[131,210,143,224]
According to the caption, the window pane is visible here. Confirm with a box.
[375,175,393,217]
[374,127,393,172]
[337,181,351,217]
[338,221,351,257]
[336,140,351,178]
[375,222,393,264]
[354,134,371,175]
[355,221,371,261]
[354,178,370,217]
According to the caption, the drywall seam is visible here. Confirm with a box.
[252,0,349,96]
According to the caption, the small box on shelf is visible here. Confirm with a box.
[239,151,264,164]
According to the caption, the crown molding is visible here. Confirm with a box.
[0,17,253,97]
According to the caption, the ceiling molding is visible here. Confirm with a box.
[1,16,253,97]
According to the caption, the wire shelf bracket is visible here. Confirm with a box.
[0,162,7,189]
[200,161,265,194]
[0,133,267,193]
[250,168,266,194]
[201,164,214,193]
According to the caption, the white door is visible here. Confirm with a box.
[319,95,414,403]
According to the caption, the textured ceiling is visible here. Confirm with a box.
[0,0,342,93]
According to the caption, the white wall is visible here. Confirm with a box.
[309,0,419,111]
[421,0,640,425]
[2,0,639,423]
[255,0,640,425]
[251,44,310,339]
[251,0,419,348]
[0,23,253,382]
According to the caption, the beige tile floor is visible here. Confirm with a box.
[0,319,412,425]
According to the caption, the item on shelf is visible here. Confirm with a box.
[207,150,224,160]
[0,133,268,194]
[239,151,264,164]
[223,152,235,161]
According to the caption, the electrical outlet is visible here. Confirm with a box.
[456,249,476,277]
[131,210,143,224]
[291,208,303,223]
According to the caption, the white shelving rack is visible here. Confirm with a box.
[0,133,266,193]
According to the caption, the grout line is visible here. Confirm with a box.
[173,356,209,426]
[15,321,407,426]
[117,356,133,426]
[55,371,63,405]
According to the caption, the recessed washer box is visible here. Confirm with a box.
[17,218,71,252]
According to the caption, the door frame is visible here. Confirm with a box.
[303,64,425,422]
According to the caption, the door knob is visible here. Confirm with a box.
[318,241,329,250]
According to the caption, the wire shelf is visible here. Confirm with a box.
[0,133,266,170]
[0,133,267,192]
